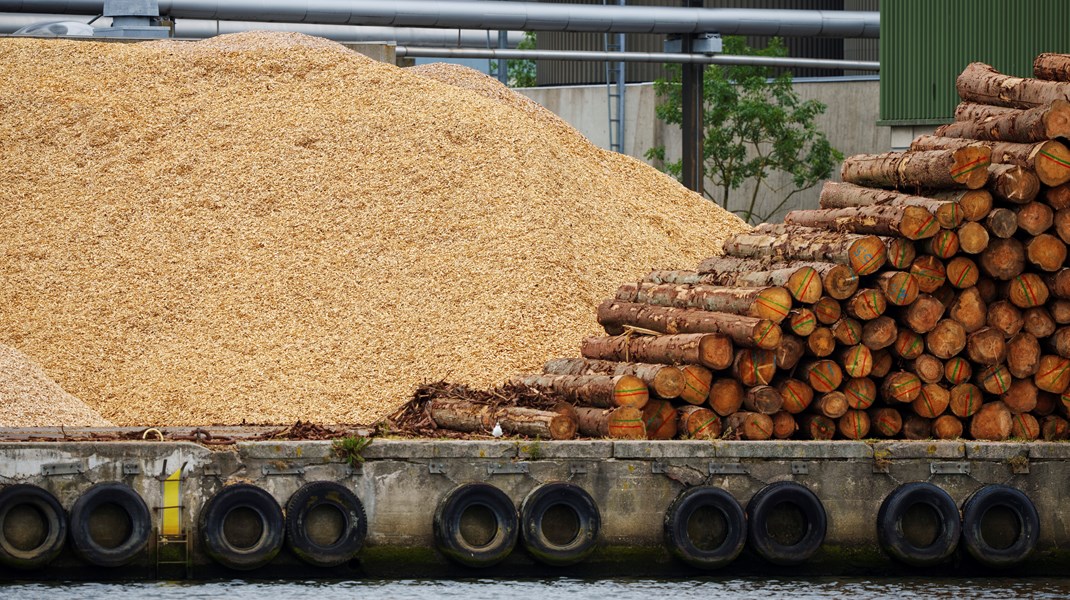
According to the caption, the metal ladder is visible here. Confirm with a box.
[604,0,626,153]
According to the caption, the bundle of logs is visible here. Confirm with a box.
[425,53,1070,442]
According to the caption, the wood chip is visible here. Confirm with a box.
[0,32,748,426]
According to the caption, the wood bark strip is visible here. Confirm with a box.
[910,135,1070,187]
[511,373,649,410]
[577,404,642,438]
[988,164,1041,203]
[542,357,685,400]
[956,61,1070,109]
[429,398,578,440]
[580,333,734,371]
[595,300,781,350]
[1034,53,1070,81]
[614,282,793,324]
[722,223,888,276]
[939,100,1070,143]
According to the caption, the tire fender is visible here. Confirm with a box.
[520,482,600,567]
[0,484,67,570]
[746,481,827,566]
[285,481,368,568]
[877,481,961,567]
[433,482,518,568]
[961,484,1039,569]
[68,482,151,568]
[664,486,747,570]
[199,483,284,571]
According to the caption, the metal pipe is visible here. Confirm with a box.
[0,1,880,36]
[396,47,880,71]
[0,13,525,46]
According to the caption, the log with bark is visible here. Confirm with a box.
[574,406,645,439]
[1016,201,1054,236]
[988,164,1041,203]
[911,256,947,293]
[813,390,849,419]
[957,221,990,255]
[893,328,925,360]
[909,354,945,384]
[1034,53,1070,81]
[945,256,980,289]
[732,348,777,386]
[676,404,727,438]
[722,223,888,276]
[833,317,864,346]
[542,357,684,400]
[977,364,1013,395]
[933,414,965,439]
[642,400,678,440]
[429,398,579,440]
[726,411,774,440]
[798,414,836,440]
[708,377,744,416]
[903,415,934,439]
[799,359,844,393]
[1025,234,1067,273]
[956,61,1070,109]
[945,357,973,385]
[870,407,904,438]
[813,296,843,325]
[839,148,990,190]
[775,334,807,370]
[862,316,898,350]
[922,230,960,260]
[930,189,993,222]
[885,237,918,270]
[789,308,818,337]
[744,385,784,415]
[581,333,734,371]
[778,378,815,414]
[653,264,824,304]
[910,135,1070,187]
[843,376,877,410]
[615,282,793,324]
[845,288,887,321]
[595,300,782,350]
[510,373,650,410]
[980,237,1026,280]
[882,371,923,404]
[913,383,950,419]
[679,364,714,406]
[785,203,940,241]
[806,326,837,358]
[942,100,1070,143]
[969,401,1013,441]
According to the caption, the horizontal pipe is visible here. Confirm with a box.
[0,1,880,36]
[0,13,524,46]
[396,46,881,71]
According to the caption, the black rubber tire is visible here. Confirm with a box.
[199,483,284,571]
[433,483,518,568]
[0,484,67,570]
[68,482,151,568]
[520,482,600,567]
[285,481,368,568]
[664,486,747,570]
[961,484,1039,569]
[877,482,961,567]
[746,481,827,566]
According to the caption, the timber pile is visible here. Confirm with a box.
[424,53,1070,442]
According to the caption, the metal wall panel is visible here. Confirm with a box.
[536,0,873,86]
[880,0,1070,125]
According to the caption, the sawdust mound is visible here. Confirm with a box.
[0,344,113,427]
[0,32,748,426]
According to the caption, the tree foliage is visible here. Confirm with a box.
[646,37,842,223]
[490,31,537,88]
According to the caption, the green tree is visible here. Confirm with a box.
[490,31,537,88]
[646,37,842,223]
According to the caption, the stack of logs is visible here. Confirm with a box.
[427,53,1070,442]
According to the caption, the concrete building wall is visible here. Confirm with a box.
[519,78,889,224]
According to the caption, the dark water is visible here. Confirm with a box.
[3,577,1070,600]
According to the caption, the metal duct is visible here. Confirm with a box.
[0,1,880,37]
[395,46,881,71]
[0,13,524,46]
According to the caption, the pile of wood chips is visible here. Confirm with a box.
[0,344,112,427]
[0,32,747,427]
